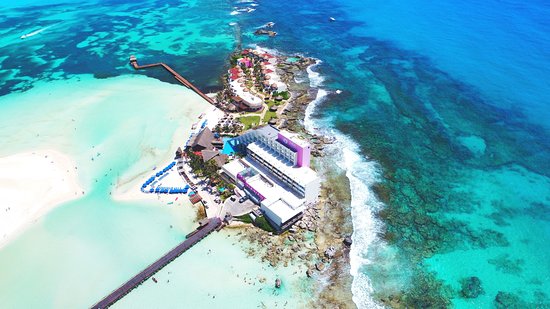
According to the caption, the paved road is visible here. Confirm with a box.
[222,197,257,216]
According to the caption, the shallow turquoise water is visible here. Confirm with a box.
[0,0,315,307]
[1,0,549,307]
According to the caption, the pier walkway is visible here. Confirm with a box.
[129,55,215,105]
[91,217,223,309]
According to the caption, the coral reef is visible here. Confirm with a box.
[459,276,484,299]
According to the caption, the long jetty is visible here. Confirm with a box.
[91,217,223,309]
[129,55,215,105]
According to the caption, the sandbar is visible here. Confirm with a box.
[0,149,83,248]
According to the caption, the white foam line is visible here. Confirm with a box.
[306,60,324,88]
[303,62,385,309]
[304,88,327,132]
[338,137,385,309]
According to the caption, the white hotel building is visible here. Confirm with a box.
[222,126,320,231]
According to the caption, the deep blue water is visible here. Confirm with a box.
[234,0,550,307]
[1,0,549,307]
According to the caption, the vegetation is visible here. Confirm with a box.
[213,123,242,134]
[235,214,254,224]
[238,115,261,130]
[254,216,275,233]
[218,184,235,201]
[230,54,241,66]
[234,214,276,233]
[273,90,290,100]
[186,150,219,179]
[186,149,235,202]
[263,110,277,123]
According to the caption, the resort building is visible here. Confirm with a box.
[221,126,320,231]
[225,48,287,112]
[201,149,228,168]
[187,127,223,152]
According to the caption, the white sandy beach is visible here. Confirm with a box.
[0,150,82,248]
[0,74,214,249]
[113,105,224,204]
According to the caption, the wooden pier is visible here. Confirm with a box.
[91,217,222,309]
[129,55,215,105]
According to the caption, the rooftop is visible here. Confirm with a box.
[188,127,217,150]
[278,130,310,148]
[241,158,305,208]
[262,198,302,224]
[248,142,317,186]
[222,159,249,178]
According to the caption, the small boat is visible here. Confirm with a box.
[20,24,55,39]
[20,28,45,39]
[152,277,158,283]
[329,17,336,22]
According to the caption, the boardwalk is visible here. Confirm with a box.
[129,55,215,105]
[91,217,222,309]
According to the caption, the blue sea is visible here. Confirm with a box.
[0,0,549,308]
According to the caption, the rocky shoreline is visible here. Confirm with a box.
[223,51,357,308]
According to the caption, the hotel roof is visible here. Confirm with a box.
[241,158,304,208]
[262,198,302,223]
[278,130,310,148]
[222,159,249,178]
[248,142,317,186]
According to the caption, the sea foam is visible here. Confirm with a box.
[339,142,385,309]
[304,62,385,309]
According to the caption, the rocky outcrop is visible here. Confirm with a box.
[324,246,336,259]
[343,235,352,246]
[460,276,484,298]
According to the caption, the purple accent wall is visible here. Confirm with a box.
[237,173,266,201]
[276,133,310,167]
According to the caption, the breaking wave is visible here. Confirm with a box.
[304,61,385,309]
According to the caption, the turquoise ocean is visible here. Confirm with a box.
[1,0,549,308]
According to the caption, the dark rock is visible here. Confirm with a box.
[324,246,336,259]
[343,235,353,246]
[315,262,325,271]
[306,268,314,278]
[495,291,526,309]
[460,276,484,298]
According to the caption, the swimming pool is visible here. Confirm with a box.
[221,138,236,155]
